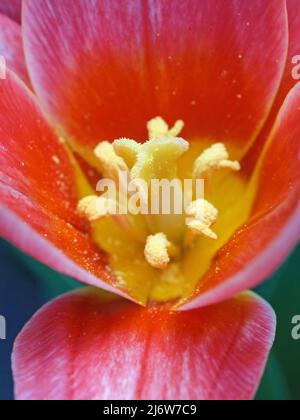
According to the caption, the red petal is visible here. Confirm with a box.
[275,0,300,109]
[181,83,300,310]
[0,71,131,299]
[23,0,287,157]
[0,0,21,23]
[0,13,30,85]
[13,288,275,400]
[245,0,300,169]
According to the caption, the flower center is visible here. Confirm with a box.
[77,117,242,304]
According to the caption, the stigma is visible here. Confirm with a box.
[77,117,241,271]
[147,116,184,139]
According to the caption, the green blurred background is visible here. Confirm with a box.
[0,238,299,400]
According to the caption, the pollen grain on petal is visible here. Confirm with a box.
[193,143,241,178]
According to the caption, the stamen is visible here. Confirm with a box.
[144,233,178,270]
[77,195,116,221]
[147,116,184,139]
[186,199,218,240]
[193,143,240,178]
[94,141,128,180]
[93,140,150,241]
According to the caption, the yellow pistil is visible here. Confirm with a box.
[193,143,240,178]
[113,138,141,169]
[112,133,189,244]
[147,116,185,139]
[114,135,188,243]
[186,199,219,240]
[144,233,179,270]
[131,137,189,182]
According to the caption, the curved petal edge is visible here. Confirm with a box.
[12,289,275,400]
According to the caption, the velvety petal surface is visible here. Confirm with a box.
[181,83,300,310]
[0,0,21,23]
[0,71,130,299]
[23,0,287,158]
[0,13,30,84]
[13,288,275,400]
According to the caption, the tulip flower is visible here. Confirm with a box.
[0,0,299,400]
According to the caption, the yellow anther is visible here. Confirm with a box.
[186,199,218,240]
[147,116,184,139]
[94,141,128,179]
[77,195,116,221]
[113,138,141,169]
[193,143,241,178]
[144,233,177,270]
[131,137,189,182]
